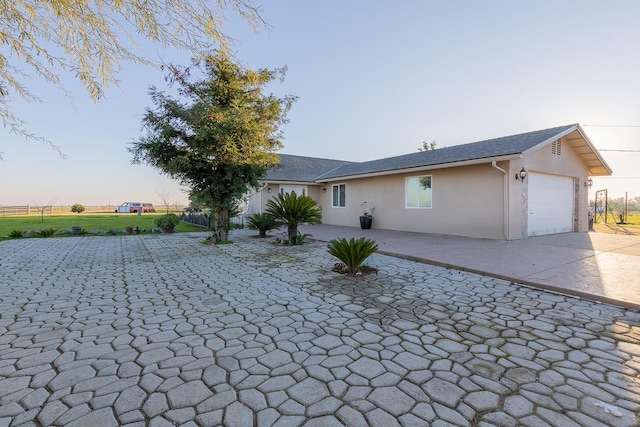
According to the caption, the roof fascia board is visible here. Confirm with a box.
[259,180,322,185]
[521,123,613,176]
[316,154,522,183]
[575,125,614,175]
[521,124,578,156]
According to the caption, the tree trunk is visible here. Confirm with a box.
[213,207,229,242]
[288,223,297,244]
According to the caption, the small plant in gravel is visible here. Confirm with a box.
[9,230,25,238]
[327,237,379,276]
[246,212,280,237]
[203,236,233,245]
[295,232,312,245]
[37,228,58,238]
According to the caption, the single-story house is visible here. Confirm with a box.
[246,124,612,240]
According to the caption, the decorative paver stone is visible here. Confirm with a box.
[223,401,253,426]
[287,377,330,405]
[136,348,174,366]
[65,407,119,427]
[166,381,214,408]
[367,387,414,416]
[257,349,293,369]
[423,377,465,407]
[311,335,344,351]
[347,358,386,379]
[1,231,639,426]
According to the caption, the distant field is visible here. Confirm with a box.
[0,205,186,217]
[0,213,204,238]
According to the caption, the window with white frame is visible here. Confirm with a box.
[332,184,346,207]
[406,175,432,208]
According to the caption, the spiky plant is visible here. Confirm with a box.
[246,212,280,237]
[37,228,58,238]
[9,230,25,238]
[327,237,378,275]
[265,192,322,244]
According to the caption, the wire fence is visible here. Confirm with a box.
[180,212,245,229]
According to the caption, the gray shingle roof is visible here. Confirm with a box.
[318,124,578,180]
[264,154,355,182]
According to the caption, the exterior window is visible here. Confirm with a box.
[332,184,346,207]
[406,175,432,208]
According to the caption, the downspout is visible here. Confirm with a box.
[491,161,510,240]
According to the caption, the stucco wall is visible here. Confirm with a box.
[318,163,507,239]
[509,135,590,238]
[251,132,593,240]
[247,183,323,216]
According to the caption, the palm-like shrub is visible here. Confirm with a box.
[265,192,322,244]
[246,212,280,237]
[37,228,58,238]
[9,230,24,238]
[327,237,378,275]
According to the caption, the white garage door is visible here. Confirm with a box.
[528,172,574,236]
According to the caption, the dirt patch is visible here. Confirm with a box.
[331,263,378,277]
[593,222,640,236]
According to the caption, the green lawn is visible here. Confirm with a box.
[0,214,205,239]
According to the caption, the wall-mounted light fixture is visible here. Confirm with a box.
[515,167,527,182]
[322,188,327,193]
[585,178,593,188]
[267,187,272,193]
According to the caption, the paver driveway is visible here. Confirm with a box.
[1,231,639,426]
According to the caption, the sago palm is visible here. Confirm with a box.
[327,237,378,274]
[265,192,322,244]
[246,212,280,237]
[327,237,378,275]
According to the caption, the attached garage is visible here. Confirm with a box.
[258,124,612,240]
[528,172,574,236]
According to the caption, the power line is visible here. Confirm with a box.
[598,149,640,152]
[583,124,640,128]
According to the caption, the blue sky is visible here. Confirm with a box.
[2,0,639,206]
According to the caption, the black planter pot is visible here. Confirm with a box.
[359,216,372,229]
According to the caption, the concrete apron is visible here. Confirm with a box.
[298,225,640,310]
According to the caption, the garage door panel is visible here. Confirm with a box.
[528,173,573,236]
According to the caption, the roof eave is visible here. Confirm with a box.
[522,123,613,176]
[575,125,614,176]
[315,154,522,183]
[521,124,579,156]
[260,179,322,185]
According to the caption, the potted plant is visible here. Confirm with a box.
[359,202,375,229]
[154,213,180,233]
[125,226,133,235]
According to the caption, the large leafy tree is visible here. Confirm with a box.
[1,0,265,152]
[130,53,295,242]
